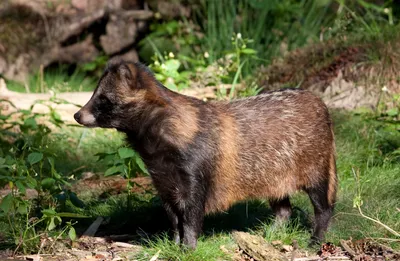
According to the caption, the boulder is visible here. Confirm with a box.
[100,15,138,55]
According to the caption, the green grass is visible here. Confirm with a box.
[190,0,399,78]
[196,0,337,77]
[8,126,126,178]
[6,67,97,93]
[137,234,234,261]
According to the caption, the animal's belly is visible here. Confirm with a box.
[205,168,301,214]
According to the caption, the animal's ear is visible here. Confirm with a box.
[117,63,141,89]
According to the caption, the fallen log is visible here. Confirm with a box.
[232,231,288,261]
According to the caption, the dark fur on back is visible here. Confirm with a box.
[74,62,338,249]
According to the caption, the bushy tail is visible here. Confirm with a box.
[327,129,338,207]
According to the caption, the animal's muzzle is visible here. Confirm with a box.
[74,111,82,124]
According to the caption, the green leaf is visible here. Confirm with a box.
[104,165,123,176]
[155,73,166,81]
[164,59,181,72]
[41,178,56,190]
[20,109,31,115]
[165,82,178,91]
[50,110,63,123]
[42,208,57,216]
[82,62,97,72]
[17,202,28,215]
[0,115,10,120]
[240,48,257,54]
[135,157,149,175]
[48,217,56,230]
[0,157,5,166]
[27,152,43,165]
[118,147,135,159]
[387,108,399,117]
[24,117,37,129]
[15,180,26,194]
[68,227,77,241]
[48,157,55,170]
[26,176,37,189]
[230,61,246,99]
[0,194,13,213]
[95,152,115,161]
[57,212,90,218]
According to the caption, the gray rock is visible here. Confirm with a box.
[100,15,137,55]
[109,49,139,64]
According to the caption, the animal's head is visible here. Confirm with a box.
[74,62,168,130]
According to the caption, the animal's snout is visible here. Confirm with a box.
[73,108,97,127]
[74,111,81,123]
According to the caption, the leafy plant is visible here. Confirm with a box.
[96,147,148,178]
[138,20,204,65]
[80,54,109,78]
[376,87,400,122]
[149,53,192,91]
[96,146,149,205]
[0,98,86,253]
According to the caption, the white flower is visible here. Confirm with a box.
[382,86,388,92]
[384,8,389,14]
[237,33,242,39]
[154,61,160,66]
[161,64,166,69]
[204,52,209,58]
[168,52,174,58]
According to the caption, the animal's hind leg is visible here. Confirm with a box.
[269,196,292,223]
[306,182,335,245]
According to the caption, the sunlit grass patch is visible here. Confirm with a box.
[137,233,234,261]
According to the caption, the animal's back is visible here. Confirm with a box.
[206,89,335,213]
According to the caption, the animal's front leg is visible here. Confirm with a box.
[174,175,207,249]
[181,203,205,249]
[164,202,180,244]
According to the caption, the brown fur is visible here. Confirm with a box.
[206,111,241,213]
[328,138,337,206]
[169,101,200,149]
[203,91,336,212]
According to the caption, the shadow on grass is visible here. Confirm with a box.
[73,193,312,246]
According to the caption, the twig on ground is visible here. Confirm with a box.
[340,240,356,258]
[352,168,400,238]
[293,257,350,261]
[149,250,161,261]
[81,217,104,238]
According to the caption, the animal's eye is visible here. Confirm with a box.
[99,94,112,104]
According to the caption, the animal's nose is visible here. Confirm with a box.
[74,111,81,123]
